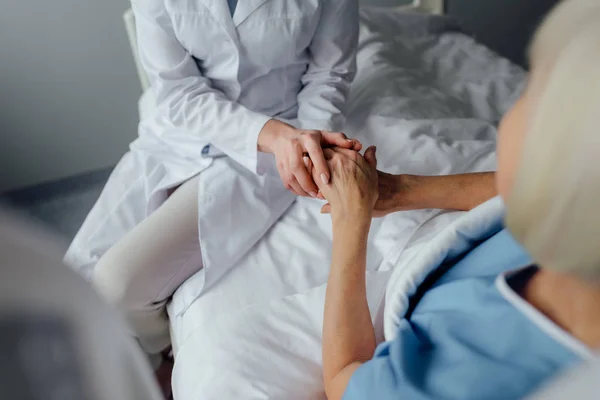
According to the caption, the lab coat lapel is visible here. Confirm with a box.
[201,0,239,44]
[233,0,272,27]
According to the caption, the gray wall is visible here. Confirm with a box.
[0,0,141,192]
[447,0,561,67]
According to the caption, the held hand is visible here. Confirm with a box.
[258,120,362,197]
[321,172,422,217]
[311,146,378,220]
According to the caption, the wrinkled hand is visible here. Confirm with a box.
[321,170,410,217]
[258,120,362,197]
[309,146,378,220]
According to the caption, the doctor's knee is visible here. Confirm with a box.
[92,250,146,312]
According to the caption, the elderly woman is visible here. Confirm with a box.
[313,0,600,399]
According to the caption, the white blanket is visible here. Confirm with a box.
[168,8,525,400]
[383,197,505,340]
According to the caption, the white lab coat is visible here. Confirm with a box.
[65,0,358,300]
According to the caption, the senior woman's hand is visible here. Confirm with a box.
[320,171,498,216]
[314,145,380,400]
[312,146,378,221]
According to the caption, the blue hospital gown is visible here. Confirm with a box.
[344,229,588,400]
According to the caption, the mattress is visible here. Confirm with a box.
[167,8,526,400]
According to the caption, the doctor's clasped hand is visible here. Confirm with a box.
[258,119,362,198]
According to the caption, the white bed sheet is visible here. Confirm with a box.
[167,9,526,400]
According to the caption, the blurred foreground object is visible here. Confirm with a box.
[0,209,162,400]
[528,355,600,399]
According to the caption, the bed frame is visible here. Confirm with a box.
[123,0,445,91]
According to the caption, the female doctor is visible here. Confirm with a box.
[65,0,360,365]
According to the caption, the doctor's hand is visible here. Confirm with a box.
[312,146,378,222]
[257,119,362,197]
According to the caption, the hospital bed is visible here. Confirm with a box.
[119,1,529,398]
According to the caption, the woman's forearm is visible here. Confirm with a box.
[395,172,496,212]
[322,215,376,397]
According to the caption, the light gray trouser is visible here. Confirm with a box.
[93,175,203,354]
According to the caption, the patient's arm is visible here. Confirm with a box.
[310,147,378,400]
[323,213,375,399]
[384,172,497,212]
[321,172,496,216]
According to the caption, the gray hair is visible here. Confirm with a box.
[506,0,600,279]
